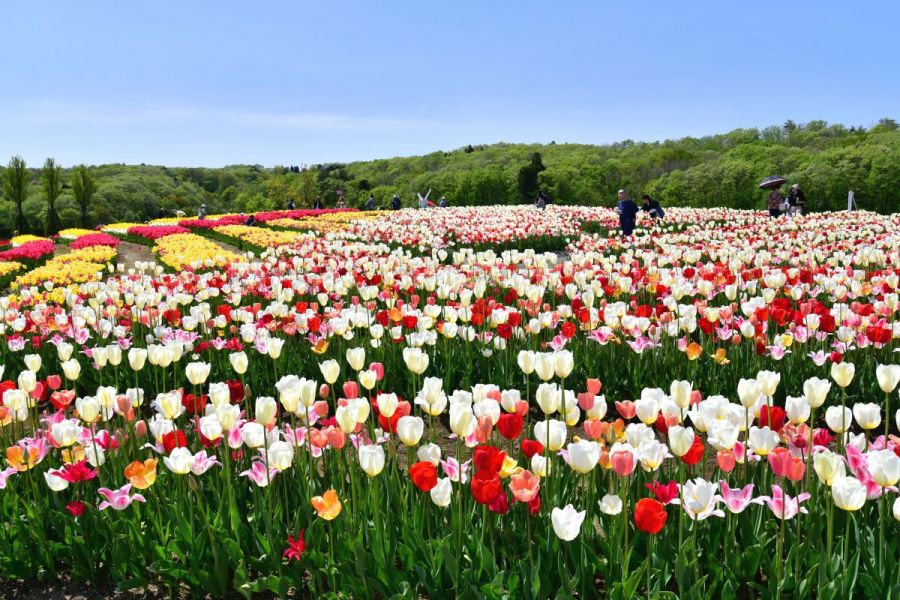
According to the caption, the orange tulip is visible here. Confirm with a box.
[311,489,342,520]
[713,348,730,365]
[6,445,41,472]
[124,458,158,490]
[686,343,703,360]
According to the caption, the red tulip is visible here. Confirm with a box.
[409,461,438,492]
[471,471,503,504]
[645,480,679,505]
[634,498,667,534]
[473,445,506,474]
[497,413,524,440]
[162,430,188,454]
[680,435,705,466]
[520,439,544,459]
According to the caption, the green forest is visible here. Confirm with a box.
[2,119,897,235]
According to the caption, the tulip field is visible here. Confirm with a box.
[2,205,900,599]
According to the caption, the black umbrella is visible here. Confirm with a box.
[758,175,786,190]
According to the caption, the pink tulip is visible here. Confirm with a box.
[509,470,541,502]
[577,392,595,411]
[314,401,330,417]
[0,467,17,489]
[190,450,221,475]
[475,415,493,444]
[611,449,635,476]
[440,457,470,483]
[342,381,359,400]
[97,484,146,511]
[720,482,763,513]
[368,362,384,381]
[586,378,602,395]
[716,450,736,472]
[240,461,278,487]
[760,485,810,520]
[615,401,637,419]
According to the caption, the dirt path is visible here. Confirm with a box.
[115,241,157,270]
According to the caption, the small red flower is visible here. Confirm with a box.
[520,439,544,459]
[409,461,438,492]
[181,393,208,416]
[634,498,667,534]
[527,495,541,516]
[679,435,705,466]
[282,529,307,562]
[66,501,87,517]
[759,405,786,432]
[162,430,188,454]
[645,480,680,505]
[52,460,98,483]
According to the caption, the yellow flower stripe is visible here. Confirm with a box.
[11,246,117,289]
[54,246,118,264]
[153,233,243,271]
[10,235,51,247]
[213,225,304,247]
[102,222,145,234]
[0,261,24,277]
[58,228,97,240]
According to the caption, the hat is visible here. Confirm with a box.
[617,189,626,194]
[791,184,800,189]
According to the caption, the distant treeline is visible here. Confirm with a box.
[2,119,898,235]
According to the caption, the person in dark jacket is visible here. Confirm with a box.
[438,196,448,207]
[391,194,402,210]
[640,194,664,220]
[365,194,375,210]
[312,196,323,209]
[787,184,806,215]
[287,198,296,210]
[535,191,549,209]
[615,190,638,235]
[767,187,784,218]
[244,214,257,226]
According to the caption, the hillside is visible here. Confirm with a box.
[1,119,898,235]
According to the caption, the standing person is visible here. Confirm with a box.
[365,194,375,210]
[391,194,402,210]
[535,191,548,209]
[787,184,806,215]
[767,186,785,218]
[615,189,638,235]
[640,194,664,220]
[312,196,323,209]
[198,203,207,220]
[287,198,296,210]
[438,195,448,207]
[336,196,346,209]
[418,193,428,209]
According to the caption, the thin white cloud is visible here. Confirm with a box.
[0,100,433,132]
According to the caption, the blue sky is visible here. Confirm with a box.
[2,1,897,167]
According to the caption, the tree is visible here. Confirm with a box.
[517,152,545,201]
[71,165,96,228]
[298,168,318,207]
[41,158,63,234]
[2,156,31,233]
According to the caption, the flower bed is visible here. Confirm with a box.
[0,207,897,598]
[153,232,244,271]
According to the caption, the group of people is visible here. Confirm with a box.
[767,184,807,217]
[615,190,665,235]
